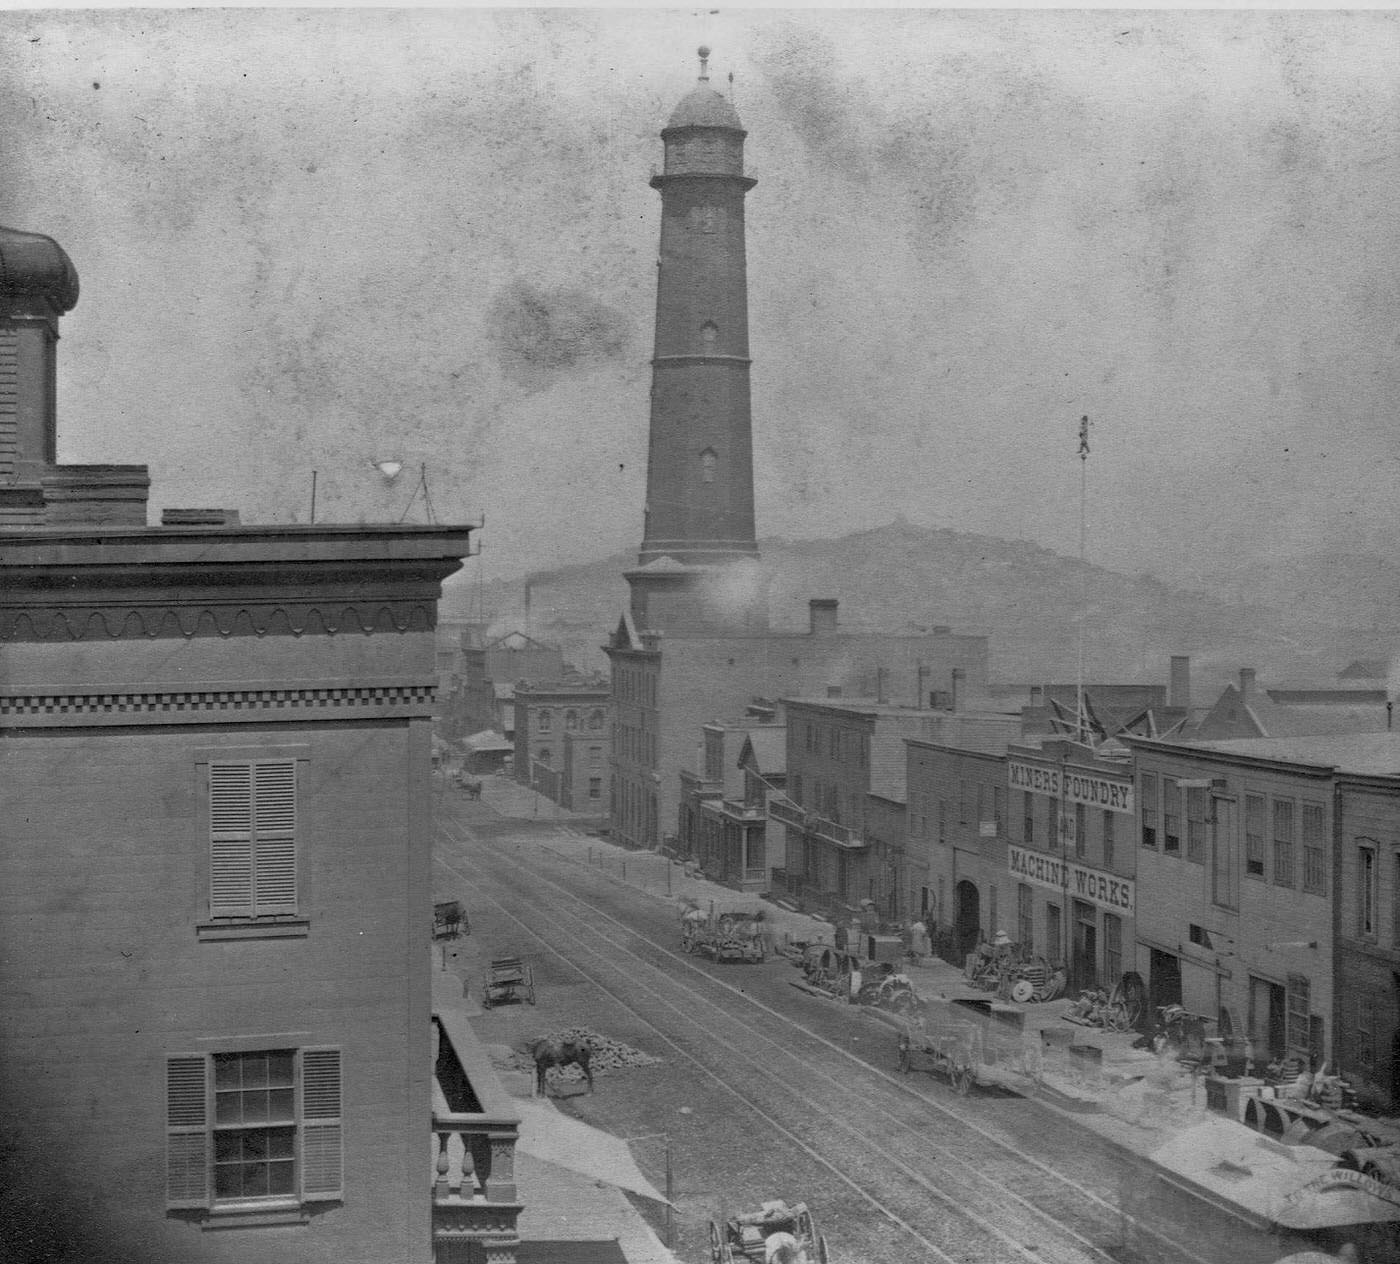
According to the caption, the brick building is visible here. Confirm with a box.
[0,225,509,1262]
[512,677,610,811]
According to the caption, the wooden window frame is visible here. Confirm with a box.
[166,1046,343,1219]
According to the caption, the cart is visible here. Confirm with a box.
[709,1199,830,1264]
[481,956,536,1009]
[681,908,768,963]
[432,900,469,941]
[896,1000,1025,1096]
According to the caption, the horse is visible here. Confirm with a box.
[526,1036,593,1097]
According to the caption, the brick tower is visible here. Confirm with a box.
[626,48,767,633]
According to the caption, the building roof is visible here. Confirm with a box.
[1170,731,1400,777]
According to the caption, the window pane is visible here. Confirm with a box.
[214,1054,242,1090]
[242,1054,268,1089]
[267,1160,296,1196]
[241,1163,269,1197]
[268,1088,294,1121]
[267,1052,294,1086]
[242,1091,269,1124]
[215,1091,242,1125]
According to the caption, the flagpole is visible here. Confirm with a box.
[1077,416,1090,745]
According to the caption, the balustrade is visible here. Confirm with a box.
[431,1013,522,1263]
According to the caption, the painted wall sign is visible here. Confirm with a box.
[1007,844,1136,915]
[1007,761,1134,814]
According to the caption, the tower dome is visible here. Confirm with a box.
[664,46,744,134]
[665,84,743,133]
[0,225,79,313]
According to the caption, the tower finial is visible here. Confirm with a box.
[698,45,711,82]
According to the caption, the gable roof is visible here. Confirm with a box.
[738,727,786,775]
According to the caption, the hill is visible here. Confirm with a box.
[442,521,1389,694]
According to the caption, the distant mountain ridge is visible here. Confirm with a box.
[444,521,1391,693]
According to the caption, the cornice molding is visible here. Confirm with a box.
[0,682,438,727]
[0,600,435,642]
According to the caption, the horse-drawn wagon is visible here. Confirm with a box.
[481,956,536,1009]
[432,900,469,941]
[709,1199,830,1264]
[680,906,768,963]
[896,998,1025,1095]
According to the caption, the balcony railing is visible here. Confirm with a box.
[769,797,805,829]
[810,815,863,849]
[432,1011,522,1264]
[719,797,766,822]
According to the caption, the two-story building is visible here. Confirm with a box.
[1130,735,1339,1068]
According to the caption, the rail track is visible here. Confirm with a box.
[439,816,1282,1264]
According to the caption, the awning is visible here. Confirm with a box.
[512,1097,673,1206]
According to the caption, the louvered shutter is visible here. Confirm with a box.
[166,1054,210,1208]
[209,764,254,917]
[252,761,297,915]
[299,1047,343,1201]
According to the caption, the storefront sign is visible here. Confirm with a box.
[1007,761,1133,814]
[1007,845,1136,915]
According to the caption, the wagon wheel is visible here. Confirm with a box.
[897,1035,912,1074]
[1115,971,1148,1030]
[708,1219,724,1264]
[952,1062,975,1096]
[818,1233,830,1264]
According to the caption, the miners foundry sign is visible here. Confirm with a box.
[1007,760,1134,815]
[1007,844,1136,915]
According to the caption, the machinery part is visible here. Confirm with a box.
[1010,979,1035,1004]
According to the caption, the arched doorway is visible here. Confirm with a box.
[955,880,981,962]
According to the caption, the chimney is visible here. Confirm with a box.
[1239,667,1256,701]
[809,598,838,634]
[951,668,965,714]
[876,667,888,705]
[916,663,930,708]
[1169,655,1191,710]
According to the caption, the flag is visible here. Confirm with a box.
[1078,415,1090,458]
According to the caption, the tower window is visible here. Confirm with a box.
[700,448,717,483]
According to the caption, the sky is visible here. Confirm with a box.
[3,7,1400,588]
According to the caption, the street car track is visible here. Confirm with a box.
[437,821,1223,1264]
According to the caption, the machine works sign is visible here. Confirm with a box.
[1007,845,1136,916]
[1007,761,1134,815]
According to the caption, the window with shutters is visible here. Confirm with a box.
[166,1046,342,1218]
[204,761,299,935]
